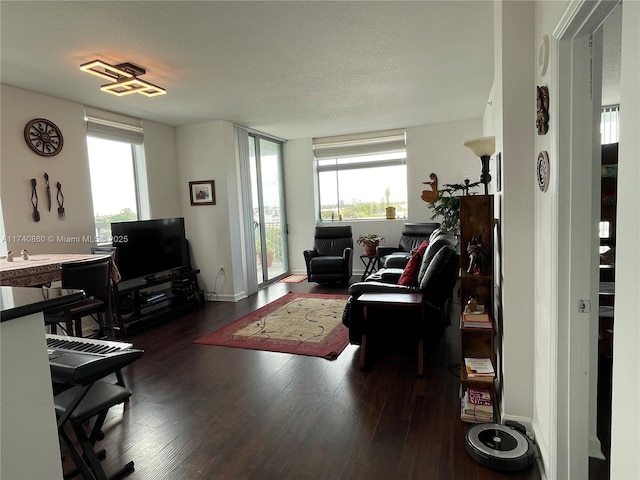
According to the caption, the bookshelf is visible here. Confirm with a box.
[459,194,496,423]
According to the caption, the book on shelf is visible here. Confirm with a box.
[466,387,492,407]
[463,305,491,325]
[460,387,494,423]
[462,315,492,328]
[464,357,494,377]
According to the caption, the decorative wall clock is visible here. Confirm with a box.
[23,118,64,157]
[537,151,550,192]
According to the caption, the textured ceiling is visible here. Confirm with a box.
[0,1,494,140]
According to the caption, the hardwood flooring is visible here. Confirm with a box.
[87,279,541,480]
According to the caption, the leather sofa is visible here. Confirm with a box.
[367,228,457,284]
[376,222,440,269]
[342,231,459,346]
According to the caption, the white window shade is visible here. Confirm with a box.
[313,129,406,160]
[84,107,144,144]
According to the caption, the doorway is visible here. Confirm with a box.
[553,1,620,479]
[248,133,288,286]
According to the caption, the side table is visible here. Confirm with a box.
[359,254,377,280]
[357,292,424,374]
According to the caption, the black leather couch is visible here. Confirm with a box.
[303,225,353,284]
[376,222,441,269]
[342,231,459,346]
[367,228,457,284]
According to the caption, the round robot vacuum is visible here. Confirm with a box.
[465,422,534,471]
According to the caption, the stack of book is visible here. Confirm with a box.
[464,357,495,379]
[462,305,492,328]
[461,387,494,423]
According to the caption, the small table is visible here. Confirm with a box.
[359,254,377,280]
[357,292,424,374]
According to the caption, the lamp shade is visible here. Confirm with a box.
[463,136,496,157]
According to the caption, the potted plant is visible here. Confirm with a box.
[427,181,482,234]
[357,233,386,256]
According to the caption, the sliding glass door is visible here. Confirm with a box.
[248,134,288,285]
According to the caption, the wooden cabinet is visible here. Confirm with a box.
[458,195,497,423]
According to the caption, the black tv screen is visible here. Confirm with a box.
[111,218,189,281]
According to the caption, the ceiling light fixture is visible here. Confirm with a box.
[80,59,166,97]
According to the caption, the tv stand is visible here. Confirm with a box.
[115,269,203,335]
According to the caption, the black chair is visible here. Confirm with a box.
[45,257,113,338]
[91,246,118,266]
[376,222,441,269]
[91,247,127,337]
[303,226,353,284]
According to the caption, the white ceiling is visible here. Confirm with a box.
[0,1,494,140]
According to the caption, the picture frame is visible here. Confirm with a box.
[189,180,215,206]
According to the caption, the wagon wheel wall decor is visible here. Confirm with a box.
[24,118,64,157]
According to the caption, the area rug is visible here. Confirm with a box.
[194,292,350,359]
[279,274,307,283]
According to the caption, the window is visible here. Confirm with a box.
[87,137,139,241]
[85,108,145,242]
[314,129,407,221]
[601,105,619,144]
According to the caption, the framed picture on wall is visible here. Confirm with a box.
[189,180,215,206]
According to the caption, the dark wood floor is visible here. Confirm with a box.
[88,279,541,480]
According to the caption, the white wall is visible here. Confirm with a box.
[610,1,640,477]
[143,120,181,219]
[0,85,181,254]
[531,1,640,478]
[1,85,96,254]
[175,120,242,301]
[487,1,536,429]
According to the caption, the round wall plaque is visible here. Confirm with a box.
[538,35,549,77]
[24,118,64,157]
[537,151,550,192]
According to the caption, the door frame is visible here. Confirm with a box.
[552,1,617,478]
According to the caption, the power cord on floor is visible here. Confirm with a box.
[209,269,224,301]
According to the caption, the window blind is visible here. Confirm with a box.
[601,105,619,144]
[84,107,144,144]
[313,128,406,160]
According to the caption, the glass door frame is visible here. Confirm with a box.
[248,133,289,286]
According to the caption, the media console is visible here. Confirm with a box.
[114,269,204,335]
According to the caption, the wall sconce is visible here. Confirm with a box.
[80,59,166,97]
[463,136,495,195]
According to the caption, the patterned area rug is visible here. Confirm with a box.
[279,274,307,283]
[194,292,350,359]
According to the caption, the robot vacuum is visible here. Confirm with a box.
[465,421,535,471]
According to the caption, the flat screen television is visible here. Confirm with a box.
[111,218,189,281]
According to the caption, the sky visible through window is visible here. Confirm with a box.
[87,137,137,217]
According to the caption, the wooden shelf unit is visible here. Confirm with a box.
[114,269,204,335]
[458,195,497,423]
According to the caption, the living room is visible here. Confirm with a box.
[1,2,638,480]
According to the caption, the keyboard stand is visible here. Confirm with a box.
[50,349,143,480]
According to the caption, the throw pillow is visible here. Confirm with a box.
[397,240,429,286]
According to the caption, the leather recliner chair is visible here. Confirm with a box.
[376,222,441,269]
[304,225,353,284]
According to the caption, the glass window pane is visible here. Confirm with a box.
[315,130,408,221]
[87,137,138,241]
